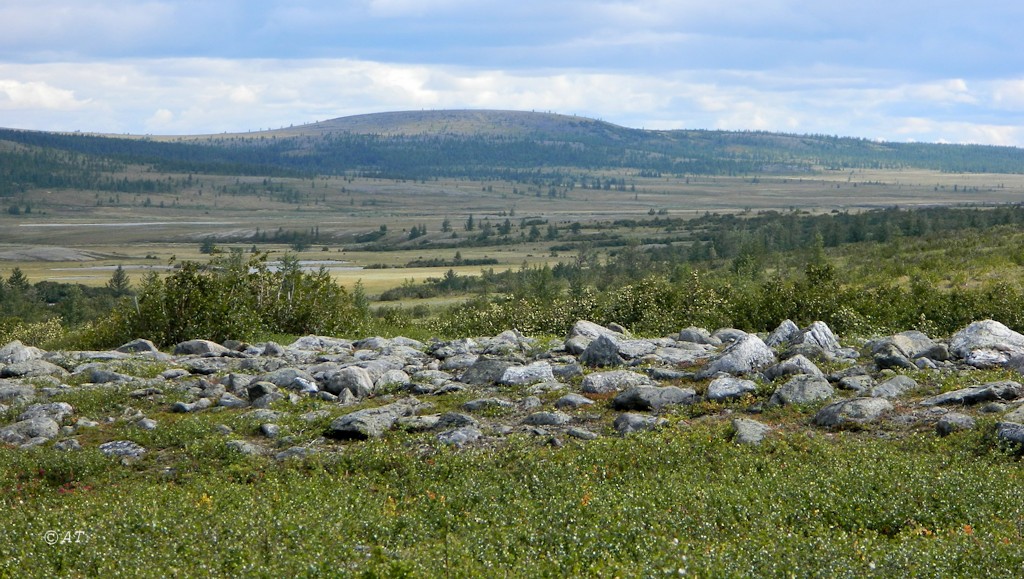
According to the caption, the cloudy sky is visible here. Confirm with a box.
[1,0,1023,145]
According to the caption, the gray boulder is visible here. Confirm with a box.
[0,382,36,406]
[580,334,626,367]
[19,402,74,423]
[611,386,697,411]
[0,359,67,379]
[765,319,801,348]
[568,320,621,342]
[324,366,375,398]
[460,357,514,386]
[919,381,1024,406]
[936,412,976,436]
[99,440,147,458]
[554,393,595,410]
[697,334,776,379]
[116,339,160,354]
[173,339,230,356]
[0,417,59,445]
[523,411,572,426]
[797,321,842,355]
[871,375,919,399]
[678,326,721,346]
[0,340,44,364]
[706,376,758,402]
[613,413,668,435]
[325,398,420,440]
[580,370,653,394]
[949,320,1024,367]
[813,397,893,427]
[996,422,1024,446]
[463,398,515,412]
[768,374,834,406]
[171,398,213,413]
[732,418,772,445]
[500,362,555,386]
[254,368,317,390]
[765,354,823,381]
[437,426,482,447]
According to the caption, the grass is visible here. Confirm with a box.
[2,422,1023,577]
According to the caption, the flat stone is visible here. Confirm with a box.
[936,412,976,436]
[554,393,595,410]
[523,411,572,426]
[871,375,919,399]
[611,386,697,411]
[613,412,668,435]
[813,397,893,427]
[768,374,834,406]
[919,381,1024,406]
[580,370,653,394]
[99,440,146,458]
[706,376,757,402]
[732,418,772,445]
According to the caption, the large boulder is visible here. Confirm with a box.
[706,376,758,402]
[732,418,772,445]
[949,320,1024,368]
[325,398,421,440]
[813,397,893,427]
[500,362,555,386]
[0,340,44,364]
[768,374,834,406]
[919,381,1024,406]
[611,386,697,411]
[697,334,775,379]
[173,339,230,356]
[765,319,801,348]
[0,417,59,445]
[613,413,667,435]
[871,375,919,399]
[678,327,721,346]
[460,357,515,386]
[580,370,654,394]
[323,366,375,398]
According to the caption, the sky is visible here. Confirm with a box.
[1,0,1023,145]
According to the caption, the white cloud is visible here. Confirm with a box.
[0,79,88,109]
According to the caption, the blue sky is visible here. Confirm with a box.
[1,0,1023,145]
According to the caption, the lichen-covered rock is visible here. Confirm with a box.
[325,398,421,440]
[697,334,776,379]
[732,418,772,445]
[919,381,1024,406]
[611,386,697,411]
[768,375,834,406]
[613,413,668,435]
[580,370,653,394]
[950,320,1024,368]
[813,397,893,427]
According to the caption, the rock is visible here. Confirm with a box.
[838,375,874,393]
[797,322,842,355]
[0,417,59,444]
[732,418,772,445]
[460,357,514,386]
[697,334,776,379]
[116,339,160,354]
[324,366,375,398]
[1004,405,1024,423]
[949,320,1024,367]
[463,398,515,412]
[996,422,1024,447]
[765,354,823,381]
[254,368,316,390]
[0,382,36,406]
[396,415,442,432]
[567,427,599,440]
[611,386,697,411]
[260,423,281,438]
[936,413,976,436]
[226,440,266,456]
[568,320,621,342]
[706,376,758,402]
[247,381,279,400]
[500,362,555,386]
[871,375,919,399]
[871,342,917,371]
[678,326,721,346]
[275,447,316,461]
[85,367,135,384]
[554,393,595,410]
[919,381,1024,406]
[0,359,67,379]
[19,402,74,423]
[173,339,230,356]
[136,417,158,431]
[580,370,653,394]
[813,397,893,427]
[99,440,147,459]
[519,396,543,411]
[171,398,213,413]
[0,340,44,364]
[324,398,420,440]
[523,411,572,426]
[376,370,411,389]
[437,426,482,447]
[54,439,82,452]
[580,334,626,367]
[765,319,801,348]
[613,413,668,435]
[712,328,747,344]
[437,412,479,429]
[768,375,834,406]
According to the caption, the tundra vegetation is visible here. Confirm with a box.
[2,111,1024,576]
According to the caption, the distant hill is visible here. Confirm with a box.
[2,109,1024,193]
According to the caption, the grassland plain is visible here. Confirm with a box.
[5,111,1024,576]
